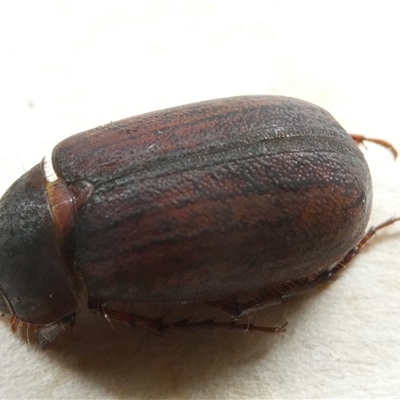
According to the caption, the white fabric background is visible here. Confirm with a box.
[0,2,399,399]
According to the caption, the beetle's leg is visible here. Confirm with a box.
[91,302,169,334]
[207,276,322,318]
[35,314,76,349]
[91,301,286,334]
[7,313,75,348]
[210,217,400,318]
[311,216,400,281]
[168,318,287,334]
[351,134,397,159]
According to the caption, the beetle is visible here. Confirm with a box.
[0,95,398,347]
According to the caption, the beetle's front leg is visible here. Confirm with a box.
[210,217,400,318]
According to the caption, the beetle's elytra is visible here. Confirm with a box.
[0,95,397,346]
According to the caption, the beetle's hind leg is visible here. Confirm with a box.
[312,217,400,282]
[351,134,397,159]
[209,217,400,318]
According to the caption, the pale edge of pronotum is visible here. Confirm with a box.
[43,153,59,183]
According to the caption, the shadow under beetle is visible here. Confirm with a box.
[0,96,398,347]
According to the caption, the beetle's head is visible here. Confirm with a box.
[0,160,92,332]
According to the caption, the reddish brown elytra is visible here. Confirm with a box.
[0,96,398,347]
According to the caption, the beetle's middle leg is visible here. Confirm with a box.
[209,217,400,318]
[89,300,286,334]
[88,299,170,334]
[89,297,288,334]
